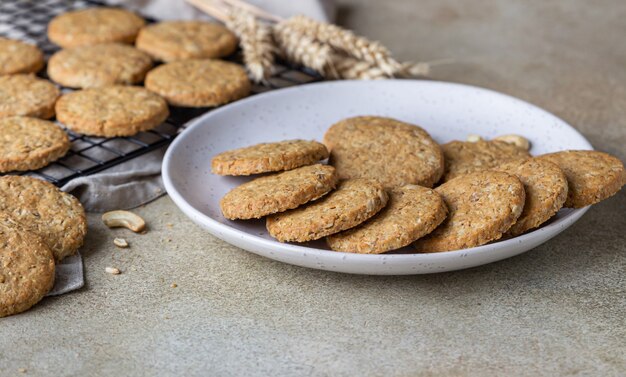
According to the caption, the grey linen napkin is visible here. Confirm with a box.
[47,0,336,295]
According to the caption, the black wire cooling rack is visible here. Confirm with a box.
[0,0,321,186]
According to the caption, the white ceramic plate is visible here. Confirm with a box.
[163,80,592,275]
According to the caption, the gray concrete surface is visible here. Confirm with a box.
[1,1,625,376]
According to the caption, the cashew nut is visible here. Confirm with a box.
[102,210,146,233]
[493,134,531,151]
[466,134,483,142]
[105,267,121,275]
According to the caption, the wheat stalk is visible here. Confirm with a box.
[280,15,403,76]
[226,10,277,83]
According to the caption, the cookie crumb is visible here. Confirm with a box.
[105,267,121,275]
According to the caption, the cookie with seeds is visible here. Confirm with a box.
[136,21,237,62]
[145,59,251,107]
[495,158,568,236]
[267,179,388,242]
[212,140,329,176]
[48,7,145,48]
[0,117,70,173]
[0,74,60,119]
[0,37,44,75]
[327,185,447,254]
[55,85,169,137]
[221,164,338,220]
[537,150,626,208]
[323,116,443,188]
[48,43,153,88]
[0,212,55,318]
[442,139,530,182]
[0,176,87,262]
[414,171,525,253]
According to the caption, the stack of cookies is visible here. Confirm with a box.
[0,6,251,172]
[0,175,87,317]
[213,116,626,254]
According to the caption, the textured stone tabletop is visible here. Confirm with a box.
[1,1,625,376]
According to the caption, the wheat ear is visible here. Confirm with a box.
[273,19,333,74]
[226,11,277,83]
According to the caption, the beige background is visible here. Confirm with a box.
[1,1,625,376]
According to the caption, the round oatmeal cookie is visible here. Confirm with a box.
[0,176,87,262]
[47,7,145,48]
[0,117,70,173]
[414,171,525,253]
[0,37,44,75]
[0,74,60,119]
[145,59,251,107]
[136,21,237,62]
[267,178,389,242]
[323,116,443,189]
[495,158,568,236]
[221,164,338,220]
[212,140,329,176]
[48,43,153,88]
[55,85,169,137]
[0,212,55,318]
[327,185,447,254]
[442,139,531,182]
[537,150,626,208]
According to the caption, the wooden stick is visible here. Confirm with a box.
[220,0,283,22]
[184,0,229,23]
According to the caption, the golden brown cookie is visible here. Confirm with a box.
[0,116,70,173]
[144,59,251,107]
[212,140,329,176]
[55,85,169,137]
[0,212,55,318]
[495,158,568,236]
[47,43,153,88]
[414,171,525,253]
[221,164,338,220]
[47,7,145,48]
[267,179,388,242]
[442,139,531,182]
[323,116,444,188]
[327,185,447,254]
[0,74,60,119]
[136,21,238,62]
[0,37,44,75]
[537,150,626,208]
[0,176,87,262]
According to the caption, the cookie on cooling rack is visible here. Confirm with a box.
[220,164,338,220]
[0,37,44,75]
[144,59,251,107]
[0,211,55,318]
[537,150,626,208]
[0,117,70,173]
[495,158,568,236]
[0,74,60,119]
[136,20,237,62]
[441,139,530,182]
[327,185,447,254]
[266,178,388,243]
[0,176,87,262]
[48,43,153,88]
[55,85,169,137]
[414,170,525,253]
[212,140,329,176]
[48,7,145,48]
[323,116,444,188]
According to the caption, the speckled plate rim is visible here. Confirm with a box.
[163,80,592,275]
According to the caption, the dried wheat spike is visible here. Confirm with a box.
[282,15,403,76]
[274,20,333,74]
[327,54,390,80]
[226,11,277,83]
